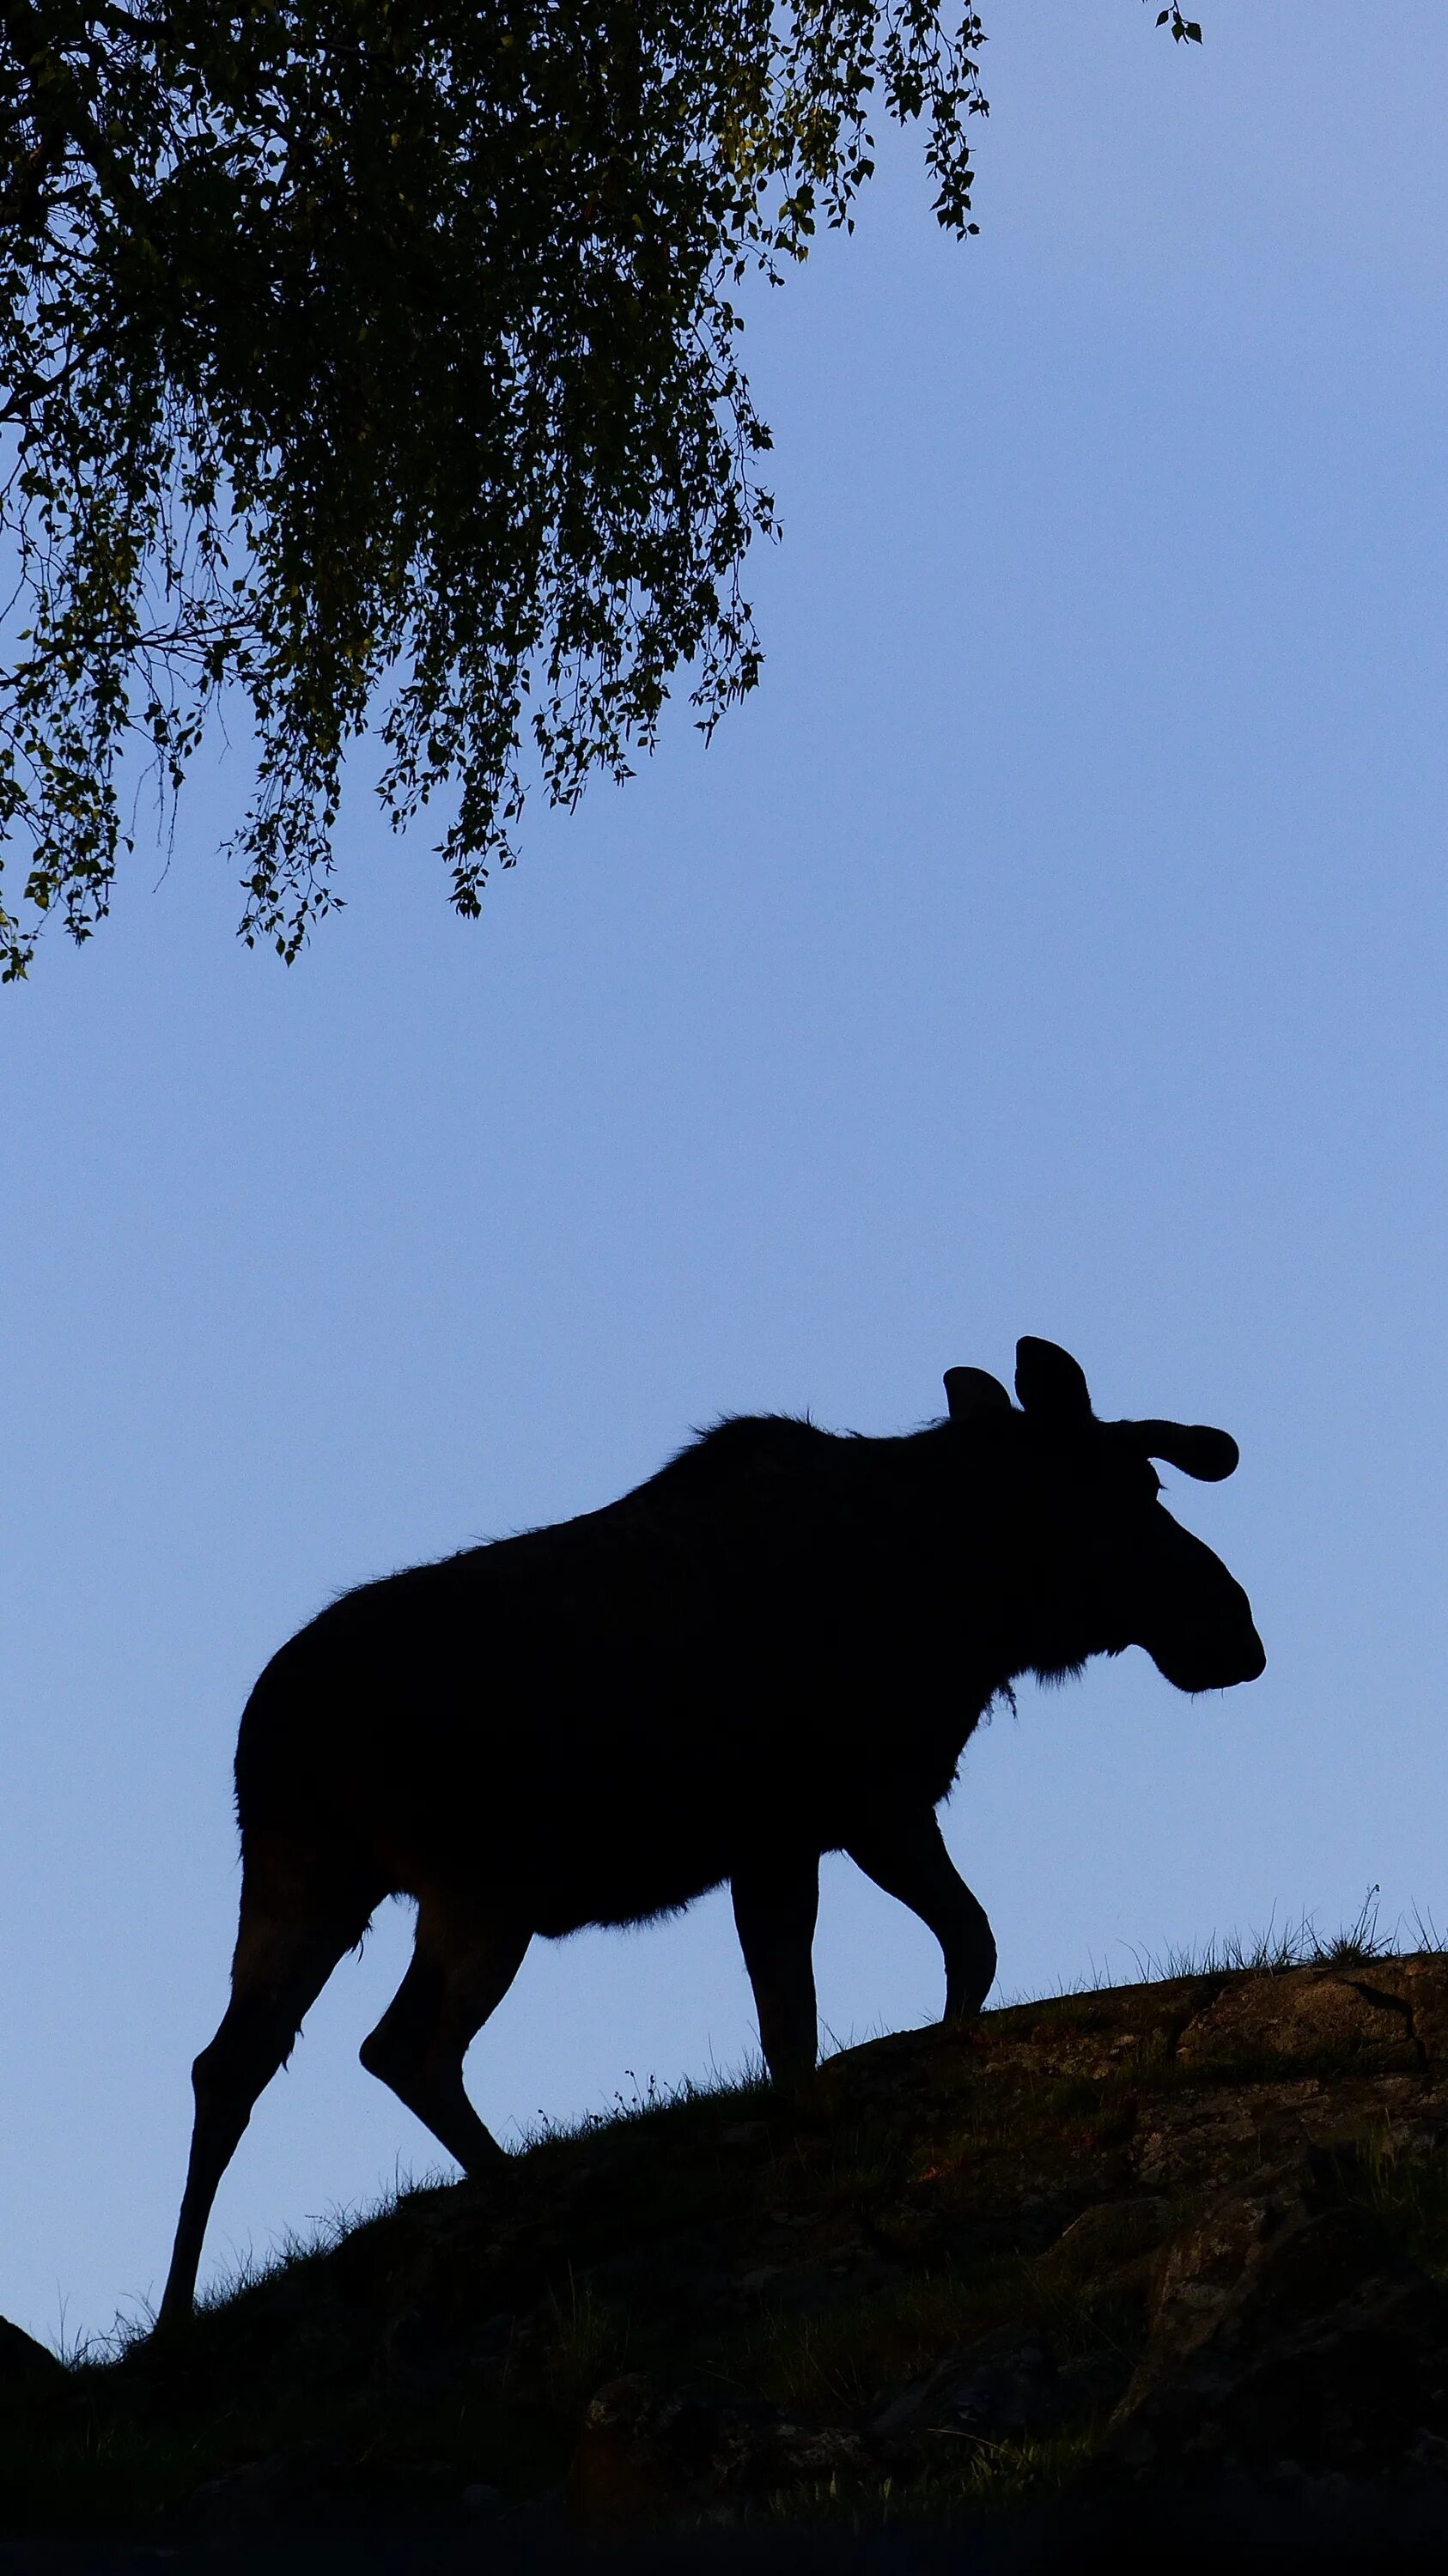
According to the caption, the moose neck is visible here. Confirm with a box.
[819,1420,1110,1736]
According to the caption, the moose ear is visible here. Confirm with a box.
[1135,1421,1240,1482]
[943,1366,1013,1424]
[1014,1338,1092,1422]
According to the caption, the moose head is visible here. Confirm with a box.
[944,1337,1265,1696]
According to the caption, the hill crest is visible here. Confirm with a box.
[6,1953,1448,2544]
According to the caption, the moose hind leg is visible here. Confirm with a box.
[845,1807,997,2021]
[731,1853,820,2089]
[358,1890,529,2173]
[158,1861,375,2330]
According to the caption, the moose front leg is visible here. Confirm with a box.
[731,1852,820,2090]
[844,1807,996,2022]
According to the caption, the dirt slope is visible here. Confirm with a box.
[6,1954,1448,2547]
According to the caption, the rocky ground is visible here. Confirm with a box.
[7,1953,1448,2565]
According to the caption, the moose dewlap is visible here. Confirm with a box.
[158,1338,1263,2324]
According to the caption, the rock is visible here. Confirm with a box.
[1012,2002,1189,2082]
[1038,2197,1175,2285]
[870,2325,1062,2449]
[567,2372,867,2524]
[173,2440,349,2535]
[459,2479,504,2516]
[1103,2156,1448,2476]
[0,2318,64,2389]
[1176,1973,1417,2073]
[1398,1957,1448,2064]
[172,2439,471,2535]
[569,2374,764,2523]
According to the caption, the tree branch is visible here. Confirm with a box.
[0,0,155,234]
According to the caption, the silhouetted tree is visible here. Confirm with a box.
[0,3,1199,977]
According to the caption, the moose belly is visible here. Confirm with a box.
[347,1662,957,1927]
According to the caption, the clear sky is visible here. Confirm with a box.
[2,3,1446,2347]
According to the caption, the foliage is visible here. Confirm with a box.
[0,3,1194,975]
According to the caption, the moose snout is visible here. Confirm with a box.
[1235,1609,1268,1684]
[1147,1601,1266,1693]
[1179,1618,1266,1693]
[1141,1559,1266,1696]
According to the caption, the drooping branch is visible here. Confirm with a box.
[0,0,155,231]
[0,3,1199,980]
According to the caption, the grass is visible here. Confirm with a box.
[730,2214,1158,2427]
[1169,1888,1448,1984]
[1115,1887,1394,1986]
[736,2263,1025,2416]
[511,2056,770,2155]
[992,1886,1448,2009]
[539,2273,632,2415]
[197,2179,432,2306]
[1321,2129,1448,2279]
[753,2424,1102,2530]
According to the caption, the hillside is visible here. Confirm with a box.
[7,1952,1448,2562]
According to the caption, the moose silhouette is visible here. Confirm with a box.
[158,1338,1263,2324]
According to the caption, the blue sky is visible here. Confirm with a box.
[2,3,1445,2344]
